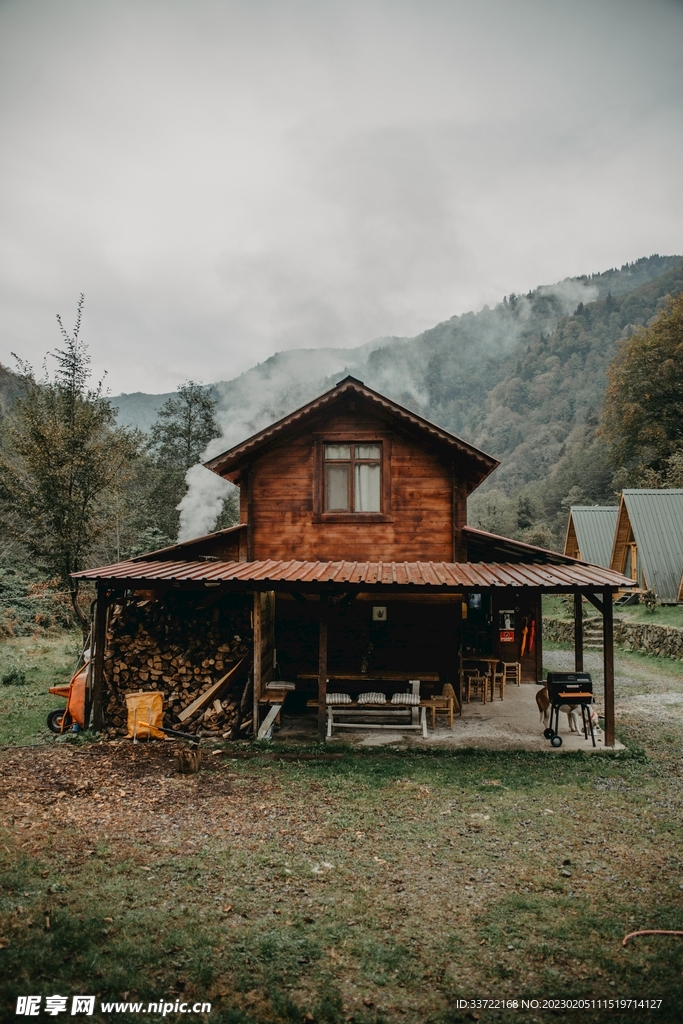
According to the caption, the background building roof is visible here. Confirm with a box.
[565,506,619,567]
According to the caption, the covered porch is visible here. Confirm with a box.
[76,547,634,749]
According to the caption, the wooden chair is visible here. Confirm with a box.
[442,682,460,716]
[492,663,505,700]
[426,683,460,728]
[465,672,487,703]
[502,662,521,688]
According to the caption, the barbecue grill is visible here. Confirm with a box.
[545,671,595,748]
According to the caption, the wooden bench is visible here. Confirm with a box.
[307,699,429,738]
[257,687,292,740]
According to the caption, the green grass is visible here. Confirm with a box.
[1,741,683,1023]
[614,603,683,628]
[1,635,683,1021]
[0,634,80,746]
[543,594,683,629]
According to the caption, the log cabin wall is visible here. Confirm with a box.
[274,593,461,700]
[241,405,470,563]
[490,589,541,683]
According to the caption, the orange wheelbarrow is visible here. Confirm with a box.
[47,656,89,734]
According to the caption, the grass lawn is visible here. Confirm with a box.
[543,595,683,630]
[1,636,682,1023]
[0,634,81,746]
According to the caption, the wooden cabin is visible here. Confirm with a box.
[564,506,619,567]
[609,489,683,604]
[75,377,633,746]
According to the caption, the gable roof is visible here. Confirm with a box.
[610,489,683,602]
[204,375,499,491]
[564,506,619,568]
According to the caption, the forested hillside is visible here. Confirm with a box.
[2,253,681,555]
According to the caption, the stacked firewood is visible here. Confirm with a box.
[102,592,252,737]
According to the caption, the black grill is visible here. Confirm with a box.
[546,671,593,702]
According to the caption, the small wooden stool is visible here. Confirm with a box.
[502,662,521,688]
[423,696,455,730]
[466,673,487,703]
[492,663,505,700]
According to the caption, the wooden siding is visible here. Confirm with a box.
[244,408,464,562]
[489,590,541,683]
[564,516,580,560]
[274,593,460,700]
[610,497,635,577]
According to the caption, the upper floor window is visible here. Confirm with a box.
[324,443,381,512]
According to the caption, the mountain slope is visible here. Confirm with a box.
[110,253,683,514]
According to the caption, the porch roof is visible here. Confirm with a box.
[73,557,633,591]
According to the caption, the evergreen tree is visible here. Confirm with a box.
[0,297,142,632]
[146,381,232,540]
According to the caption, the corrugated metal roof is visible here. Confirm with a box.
[130,524,246,562]
[568,507,619,568]
[465,526,584,565]
[72,558,633,590]
[622,490,683,602]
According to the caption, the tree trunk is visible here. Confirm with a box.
[69,581,90,640]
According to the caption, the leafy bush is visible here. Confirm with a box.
[1,665,27,685]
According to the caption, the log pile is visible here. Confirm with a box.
[103,592,252,737]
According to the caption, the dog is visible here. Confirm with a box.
[535,685,580,733]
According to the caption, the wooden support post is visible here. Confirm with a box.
[318,595,329,740]
[602,587,615,747]
[90,588,107,732]
[253,592,262,736]
[574,592,584,673]
[534,590,543,682]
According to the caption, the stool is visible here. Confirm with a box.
[442,682,461,717]
[502,662,521,688]
[492,663,505,700]
[466,673,487,703]
[426,696,455,730]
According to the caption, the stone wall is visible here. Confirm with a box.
[543,616,683,661]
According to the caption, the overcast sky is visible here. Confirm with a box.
[0,0,681,395]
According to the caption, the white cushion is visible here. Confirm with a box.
[357,692,387,704]
[390,692,420,705]
[326,692,352,704]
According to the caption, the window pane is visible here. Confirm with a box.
[354,462,381,512]
[325,464,350,510]
[324,444,351,460]
[355,444,381,459]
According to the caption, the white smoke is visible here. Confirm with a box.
[177,463,234,542]
[174,275,603,542]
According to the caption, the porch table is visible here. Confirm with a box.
[297,672,440,683]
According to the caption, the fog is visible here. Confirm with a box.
[1,0,682,395]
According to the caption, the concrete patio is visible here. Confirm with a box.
[276,681,625,751]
